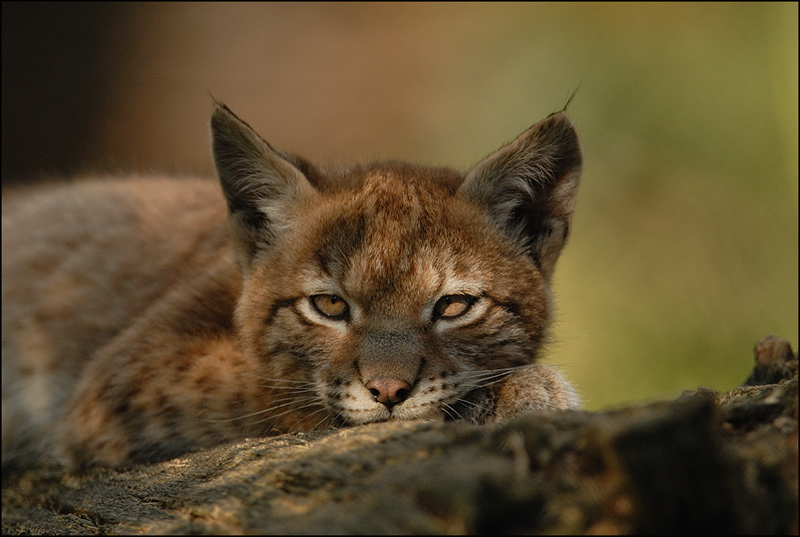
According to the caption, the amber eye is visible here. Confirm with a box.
[310,294,350,320]
[433,295,476,321]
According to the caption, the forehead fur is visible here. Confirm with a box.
[307,161,464,195]
[285,164,526,307]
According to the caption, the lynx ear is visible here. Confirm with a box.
[211,103,317,266]
[459,111,582,280]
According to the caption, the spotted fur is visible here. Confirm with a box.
[2,103,582,469]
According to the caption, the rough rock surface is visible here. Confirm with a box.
[3,336,797,535]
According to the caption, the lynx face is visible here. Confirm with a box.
[1,102,582,469]
[236,167,552,426]
[212,103,582,427]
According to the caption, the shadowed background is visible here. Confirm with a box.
[2,2,796,410]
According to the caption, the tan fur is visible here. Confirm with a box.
[2,104,582,469]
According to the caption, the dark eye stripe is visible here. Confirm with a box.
[483,294,521,317]
[265,297,301,326]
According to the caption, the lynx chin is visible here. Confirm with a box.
[2,102,582,470]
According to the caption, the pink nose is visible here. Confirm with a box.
[365,378,411,407]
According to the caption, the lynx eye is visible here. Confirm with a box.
[310,294,349,320]
[433,295,477,321]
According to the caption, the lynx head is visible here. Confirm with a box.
[211,103,581,427]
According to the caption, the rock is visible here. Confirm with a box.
[2,336,797,534]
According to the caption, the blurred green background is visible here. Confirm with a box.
[3,3,797,410]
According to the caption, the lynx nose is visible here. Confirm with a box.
[365,378,411,408]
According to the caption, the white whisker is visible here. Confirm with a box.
[441,403,464,421]
[198,392,320,423]
[238,373,317,389]
[252,398,329,427]
[453,363,551,389]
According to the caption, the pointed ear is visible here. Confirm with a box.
[459,111,582,280]
[210,103,317,267]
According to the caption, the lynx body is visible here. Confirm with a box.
[2,104,582,469]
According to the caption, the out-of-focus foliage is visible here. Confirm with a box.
[2,2,796,409]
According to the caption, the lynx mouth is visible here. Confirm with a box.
[334,398,445,426]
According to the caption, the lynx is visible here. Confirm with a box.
[2,103,582,470]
